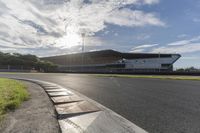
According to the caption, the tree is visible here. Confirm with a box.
[176,67,200,72]
[0,52,57,72]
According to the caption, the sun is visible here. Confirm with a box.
[64,32,81,48]
[55,25,82,49]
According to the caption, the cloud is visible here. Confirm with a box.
[130,48,146,52]
[106,9,165,27]
[130,43,158,52]
[181,56,200,60]
[0,0,163,55]
[0,1,10,15]
[85,36,105,46]
[152,43,200,53]
[193,18,200,22]
[133,44,158,49]
[177,34,188,38]
[151,36,200,54]
[143,0,159,4]
[114,33,119,36]
[129,36,200,54]
[167,36,200,46]
[21,20,48,35]
[0,47,16,52]
[136,34,151,40]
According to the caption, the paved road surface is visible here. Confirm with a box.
[0,73,200,133]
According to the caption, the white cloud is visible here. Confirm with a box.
[0,47,16,52]
[167,36,200,46]
[128,36,200,54]
[181,56,200,60]
[136,34,151,40]
[143,0,159,4]
[106,9,165,27]
[85,37,105,46]
[131,43,158,52]
[130,48,146,52]
[152,43,200,53]
[0,0,163,55]
[132,43,158,49]
[177,34,188,38]
[114,33,119,36]
[151,36,200,54]
[193,18,200,22]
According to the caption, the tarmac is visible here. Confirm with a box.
[0,73,200,133]
[12,78,147,133]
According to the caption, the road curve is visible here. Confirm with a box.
[0,73,200,133]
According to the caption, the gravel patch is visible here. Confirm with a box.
[0,81,60,133]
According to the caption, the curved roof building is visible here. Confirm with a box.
[41,50,181,72]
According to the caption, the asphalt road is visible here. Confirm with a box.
[0,73,200,133]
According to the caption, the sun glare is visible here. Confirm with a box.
[55,25,82,49]
[65,32,81,48]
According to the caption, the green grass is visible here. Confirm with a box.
[93,74,200,81]
[0,78,29,121]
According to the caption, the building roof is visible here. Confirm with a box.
[41,49,181,66]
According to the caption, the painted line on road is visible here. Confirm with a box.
[10,77,148,133]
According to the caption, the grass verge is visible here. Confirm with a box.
[93,74,200,81]
[0,78,29,121]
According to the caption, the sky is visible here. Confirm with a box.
[0,0,200,68]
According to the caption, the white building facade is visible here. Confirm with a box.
[121,54,181,71]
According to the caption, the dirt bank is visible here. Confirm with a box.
[0,81,60,133]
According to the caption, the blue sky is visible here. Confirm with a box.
[0,0,200,68]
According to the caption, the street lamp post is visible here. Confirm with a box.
[65,24,68,71]
[81,33,85,72]
[64,21,71,72]
[81,33,85,53]
[158,52,161,72]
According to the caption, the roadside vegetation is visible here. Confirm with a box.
[0,78,29,121]
[0,52,57,72]
[94,74,200,81]
[175,67,200,72]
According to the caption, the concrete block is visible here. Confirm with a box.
[46,88,70,92]
[55,101,100,117]
[43,86,60,90]
[58,111,147,133]
[48,91,71,97]
[51,95,83,104]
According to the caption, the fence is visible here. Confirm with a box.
[0,65,33,72]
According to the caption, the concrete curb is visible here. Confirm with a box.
[11,77,148,133]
